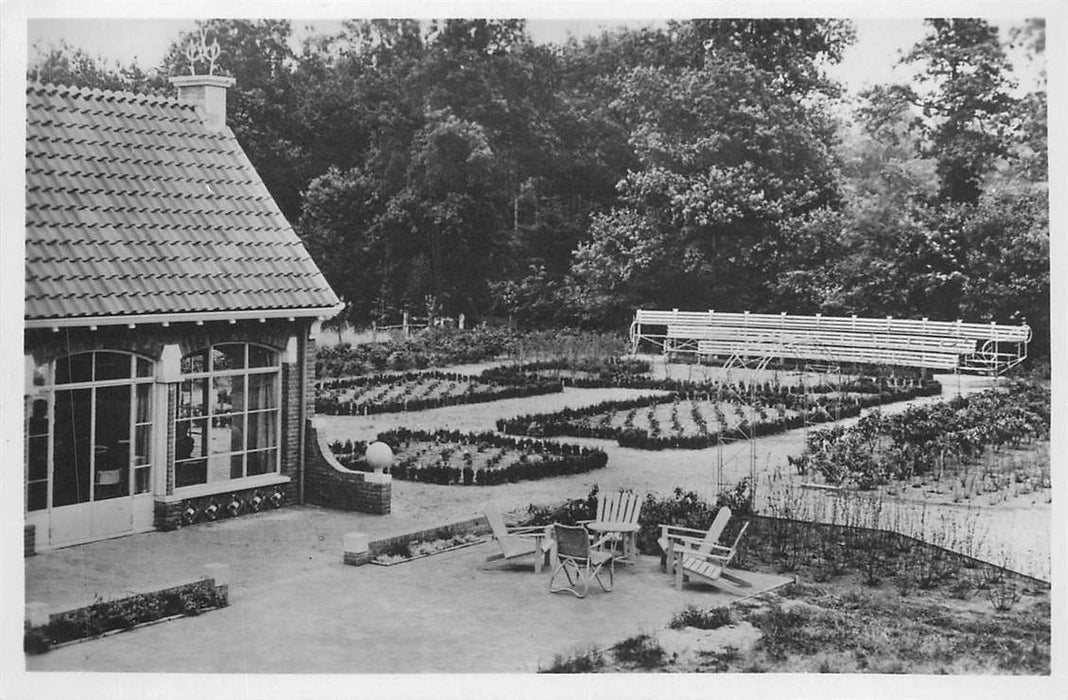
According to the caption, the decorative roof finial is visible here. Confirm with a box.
[183,30,222,76]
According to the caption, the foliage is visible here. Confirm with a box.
[26,580,228,653]
[331,428,608,485]
[315,326,519,377]
[859,19,1018,204]
[635,482,753,556]
[669,604,734,630]
[794,380,1050,488]
[520,486,601,528]
[612,633,667,669]
[28,19,1048,359]
[539,647,605,673]
[315,370,561,415]
[497,380,939,450]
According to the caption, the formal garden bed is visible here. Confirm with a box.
[330,428,608,485]
[787,379,1051,496]
[314,326,630,377]
[496,378,941,450]
[315,370,562,415]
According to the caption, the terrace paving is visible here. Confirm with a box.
[25,508,791,673]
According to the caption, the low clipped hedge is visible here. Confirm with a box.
[315,370,562,415]
[331,428,608,485]
[481,357,651,387]
[497,382,941,450]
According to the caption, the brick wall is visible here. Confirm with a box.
[305,420,391,514]
[24,525,35,557]
[154,481,295,531]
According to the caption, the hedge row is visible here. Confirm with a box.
[497,384,941,450]
[481,364,940,396]
[480,357,651,386]
[314,375,562,415]
[330,428,607,485]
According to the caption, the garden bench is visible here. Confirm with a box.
[632,309,1030,374]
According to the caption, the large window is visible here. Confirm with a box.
[175,343,280,488]
[25,351,154,511]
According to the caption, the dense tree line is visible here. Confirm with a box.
[29,18,1049,357]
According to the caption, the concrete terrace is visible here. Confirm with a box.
[25,506,790,673]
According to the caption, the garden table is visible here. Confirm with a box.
[586,521,640,563]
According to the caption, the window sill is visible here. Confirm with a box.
[163,473,290,502]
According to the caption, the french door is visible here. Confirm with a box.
[27,351,155,548]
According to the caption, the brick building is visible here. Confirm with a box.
[23,76,353,550]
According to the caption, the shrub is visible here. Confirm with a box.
[635,479,753,556]
[540,647,605,673]
[750,604,810,661]
[612,633,667,669]
[669,605,733,630]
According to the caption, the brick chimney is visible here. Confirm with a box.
[169,75,235,132]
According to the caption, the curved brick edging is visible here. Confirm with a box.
[305,418,391,514]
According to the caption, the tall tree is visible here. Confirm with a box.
[859,19,1018,204]
[567,19,854,324]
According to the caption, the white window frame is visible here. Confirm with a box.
[174,343,282,492]
[25,350,155,513]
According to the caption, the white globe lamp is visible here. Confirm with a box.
[366,441,394,473]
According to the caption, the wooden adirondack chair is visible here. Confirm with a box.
[656,506,733,573]
[483,502,551,573]
[548,524,614,598]
[672,520,753,592]
[579,490,643,561]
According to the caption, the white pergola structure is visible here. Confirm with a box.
[630,309,1031,375]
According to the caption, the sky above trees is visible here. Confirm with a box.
[25,16,1041,97]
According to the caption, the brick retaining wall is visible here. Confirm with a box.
[305,419,391,514]
[154,482,294,531]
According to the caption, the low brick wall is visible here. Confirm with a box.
[24,525,35,557]
[305,419,391,514]
[154,483,294,532]
[344,516,492,567]
[25,572,229,653]
[368,516,490,558]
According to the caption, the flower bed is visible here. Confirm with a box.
[790,379,1051,492]
[24,577,228,654]
[315,370,561,415]
[330,428,608,485]
[481,357,651,387]
[496,381,940,450]
[483,363,940,394]
[372,533,485,565]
